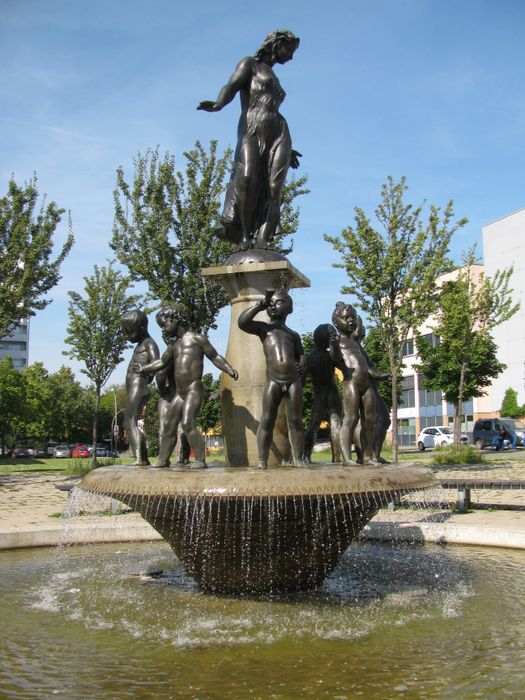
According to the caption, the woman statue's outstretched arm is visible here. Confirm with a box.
[197,57,253,112]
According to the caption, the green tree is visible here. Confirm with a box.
[0,176,74,337]
[0,357,24,453]
[198,373,222,435]
[19,362,52,445]
[416,249,519,446]
[64,263,140,465]
[46,366,94,443]
[301,332,315,428]
[112,141,308,331]
[324,176,467,462]
[500,388,523,419]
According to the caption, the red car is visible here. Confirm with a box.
[72,445,90,458]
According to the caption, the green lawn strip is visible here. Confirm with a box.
[0,457,69,474]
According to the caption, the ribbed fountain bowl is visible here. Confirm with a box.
[80,465,437,593]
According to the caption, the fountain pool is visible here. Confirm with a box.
[2,540,525,698]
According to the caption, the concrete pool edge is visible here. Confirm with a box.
[3,509,525,551]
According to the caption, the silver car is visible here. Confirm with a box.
[53,444,71,458]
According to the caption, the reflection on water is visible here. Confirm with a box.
[1,541,525,698]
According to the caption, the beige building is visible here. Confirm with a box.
[397,262,504,445]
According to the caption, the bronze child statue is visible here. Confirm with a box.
[303,323,342,463]
[121,309,160,467]
[238,289,304,469]
[133,304,238,469]
[330,302,384,465]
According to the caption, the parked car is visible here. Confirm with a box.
[417,426,468,451]
[32,446,48,458]
[13,446,30,457]
[72,444,90,458]
[473,418,524,449]
[47,442,58,456]
[53,444,71,458]
[88,445,114,457]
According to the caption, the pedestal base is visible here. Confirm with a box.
[202,257,310,466]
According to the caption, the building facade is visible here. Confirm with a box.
[482,208,525,410]
[396,264,494,445]
[0,319,30,369]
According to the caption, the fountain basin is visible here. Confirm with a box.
[80,465,437,593]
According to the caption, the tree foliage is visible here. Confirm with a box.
[64,263,140,463]
[324,176,467,461]
[500,388,523,419]
[0,176,74,337]
[416,248,519,445]
[198,373,222,434]
[0,360,95,450]
[0,357,24,453]
[112,141,308,332]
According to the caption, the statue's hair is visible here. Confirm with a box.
[121,309,148,332]
[255,29,300,61]
[155,303,187,325]
[331,301,357,325]
[313,323,334,349]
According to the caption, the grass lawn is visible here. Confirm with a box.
[0,457,71,474]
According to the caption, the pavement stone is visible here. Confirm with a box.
[1,452,525,551]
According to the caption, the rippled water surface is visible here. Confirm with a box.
[1,541,524,699]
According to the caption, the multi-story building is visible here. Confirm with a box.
[397,263,496,445]
[395,207,524,445]
[0,319,30,369]
[482,208,525,410]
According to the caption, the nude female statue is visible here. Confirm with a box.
[197,29,301,251]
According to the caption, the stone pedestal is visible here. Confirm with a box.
[201,257,310,466]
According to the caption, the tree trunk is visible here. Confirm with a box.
[390,351,399,464]
[455,361,467,448]
[91,388,100,469]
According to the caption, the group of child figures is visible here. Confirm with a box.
[122,290,391,470]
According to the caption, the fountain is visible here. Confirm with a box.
[79,28,438,593]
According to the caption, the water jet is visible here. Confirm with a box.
[79,464,437,593]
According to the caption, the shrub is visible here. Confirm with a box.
[431,444,485,466]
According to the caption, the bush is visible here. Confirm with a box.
[65,457,94,476]
[65,455,121,476]
[431,444,485,466]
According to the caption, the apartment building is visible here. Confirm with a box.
[482,208,525,410]
[0,319,30,369]
[397,264,493,445]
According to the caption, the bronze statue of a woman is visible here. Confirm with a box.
[197,29,301,251]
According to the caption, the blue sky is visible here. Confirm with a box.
[1,0,524,386]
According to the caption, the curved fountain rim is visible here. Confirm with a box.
[79,464,438,498]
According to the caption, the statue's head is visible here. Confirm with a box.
[255,29,300,65]
[121,309,148,342]
[313,323,334,350]
[155,303,187,338]
[331,302,358,335]
[267,289,293,319]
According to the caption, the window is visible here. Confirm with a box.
[397,418,416,446]
[0,341,27,352]
[401,339,414,357]
[12,358,26,368]
[400,375,415,408]
[420,333,440,348]
[420,415,444,429]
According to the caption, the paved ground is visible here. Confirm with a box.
[1,449,525,550]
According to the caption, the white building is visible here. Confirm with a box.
[0,319,30,369]
[482,208,525,410]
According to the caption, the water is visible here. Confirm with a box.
[1,541,524,698]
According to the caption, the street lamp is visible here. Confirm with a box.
[111,408,125,455]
